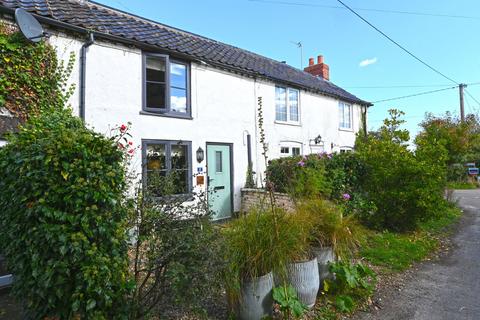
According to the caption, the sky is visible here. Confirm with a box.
[96,0,480,139]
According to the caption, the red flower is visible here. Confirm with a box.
[128,141,133,146]
[128,149,135,154]
[120,124,127,132]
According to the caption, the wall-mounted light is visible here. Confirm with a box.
[314,134,322,145]
[196,147,204,163]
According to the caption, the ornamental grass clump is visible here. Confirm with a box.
[0,109,131,319]
[223,207,311,294]
[296,199,366,259]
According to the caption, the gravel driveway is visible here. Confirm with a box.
[354,190,480,320]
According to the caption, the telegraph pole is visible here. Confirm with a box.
[459,83,467,122]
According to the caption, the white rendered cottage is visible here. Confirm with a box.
[0,0,372,220]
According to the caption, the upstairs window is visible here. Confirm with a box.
[275,86,299,123]
[143,54,190,116]
[339,102,352,129]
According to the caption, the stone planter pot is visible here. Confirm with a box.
[312,246,335,286]
[286,258,320,309]
[237,272,274,320]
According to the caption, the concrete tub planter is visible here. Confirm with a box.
[286,258,320,309]
[312,246,335,286]
[237,272,274,320]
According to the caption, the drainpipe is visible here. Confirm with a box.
[79,33,95,121]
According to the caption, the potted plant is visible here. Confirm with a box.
[297,199,363,286]
[276,210,320,310]
[223,208,277,320]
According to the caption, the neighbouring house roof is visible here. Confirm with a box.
[0,0,372,106]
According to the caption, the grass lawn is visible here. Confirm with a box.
[360,205,461,273]
[446,181,478,190]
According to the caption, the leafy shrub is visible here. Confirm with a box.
[0,109,131,319]
[273,285,307,319]
[128,180,224,319]
[356,109,449,231]
[267,154,331,198]
[325,152,367,201]
[323,261,376,313]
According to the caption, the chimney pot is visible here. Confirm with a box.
[304,54,330,81]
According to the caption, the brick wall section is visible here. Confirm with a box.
[241,188,296,213]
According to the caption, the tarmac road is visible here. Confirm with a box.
[355,189,480,320]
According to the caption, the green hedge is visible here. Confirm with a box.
[0,110,131,319]
[267,154,331,198]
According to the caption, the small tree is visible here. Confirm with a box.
[356,109,448,231]
[0,109,131,319]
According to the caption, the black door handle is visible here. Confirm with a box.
[214,186,225,191]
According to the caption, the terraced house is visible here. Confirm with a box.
[0,0,372,219]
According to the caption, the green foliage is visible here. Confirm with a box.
[446,181,478,189]
[417,112,480,167]
[360,231,436,272]
[0,27,75,120]
[324,152,367,202]
[296,199,366,259]
[267,154,331,198]
[324,262,376,313]
[356,109,449,231]
[0,109,131,319]
[273,285,308,319]
[128,179,223,318]
[244,163,256,188]
[361,205,460,273]
[223,208,310,296]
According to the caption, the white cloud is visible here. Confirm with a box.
[359,57,378,67]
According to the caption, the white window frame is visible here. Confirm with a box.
[339,102,353,130]
[279,142,303,157]
[275,86,300,124]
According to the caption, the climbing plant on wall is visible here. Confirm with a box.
[0,23,75,120]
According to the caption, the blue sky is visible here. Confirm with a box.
[96,0,480,138]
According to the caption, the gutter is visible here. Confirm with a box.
[0,5,372,107]
[79,32,94,120]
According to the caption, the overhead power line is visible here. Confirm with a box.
[335,0,459,85]
[465,89,480,107]
[247,0,480,21]
[344,84,453,89]
[372,86,458,104]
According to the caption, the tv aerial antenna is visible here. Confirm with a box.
[290,41,303,69]
[15,8,47,43]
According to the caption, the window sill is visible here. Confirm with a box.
[140,110,193,120]
[274,120,301,127]
[339,127,354,132]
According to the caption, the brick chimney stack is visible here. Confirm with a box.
[304,55,329,81]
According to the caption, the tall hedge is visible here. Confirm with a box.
[0,109,131,319]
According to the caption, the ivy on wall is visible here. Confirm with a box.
[0,23,75,120]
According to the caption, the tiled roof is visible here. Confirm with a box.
[0,0,371,105]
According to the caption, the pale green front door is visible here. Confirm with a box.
[207,144,232,220]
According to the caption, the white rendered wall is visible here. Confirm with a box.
[48,32,364,211]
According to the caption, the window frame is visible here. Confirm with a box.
[275,86,300,124]
[339,102,353,130]
[142,53,191,118]
[142,139,193,197]
[279,141,303,157]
